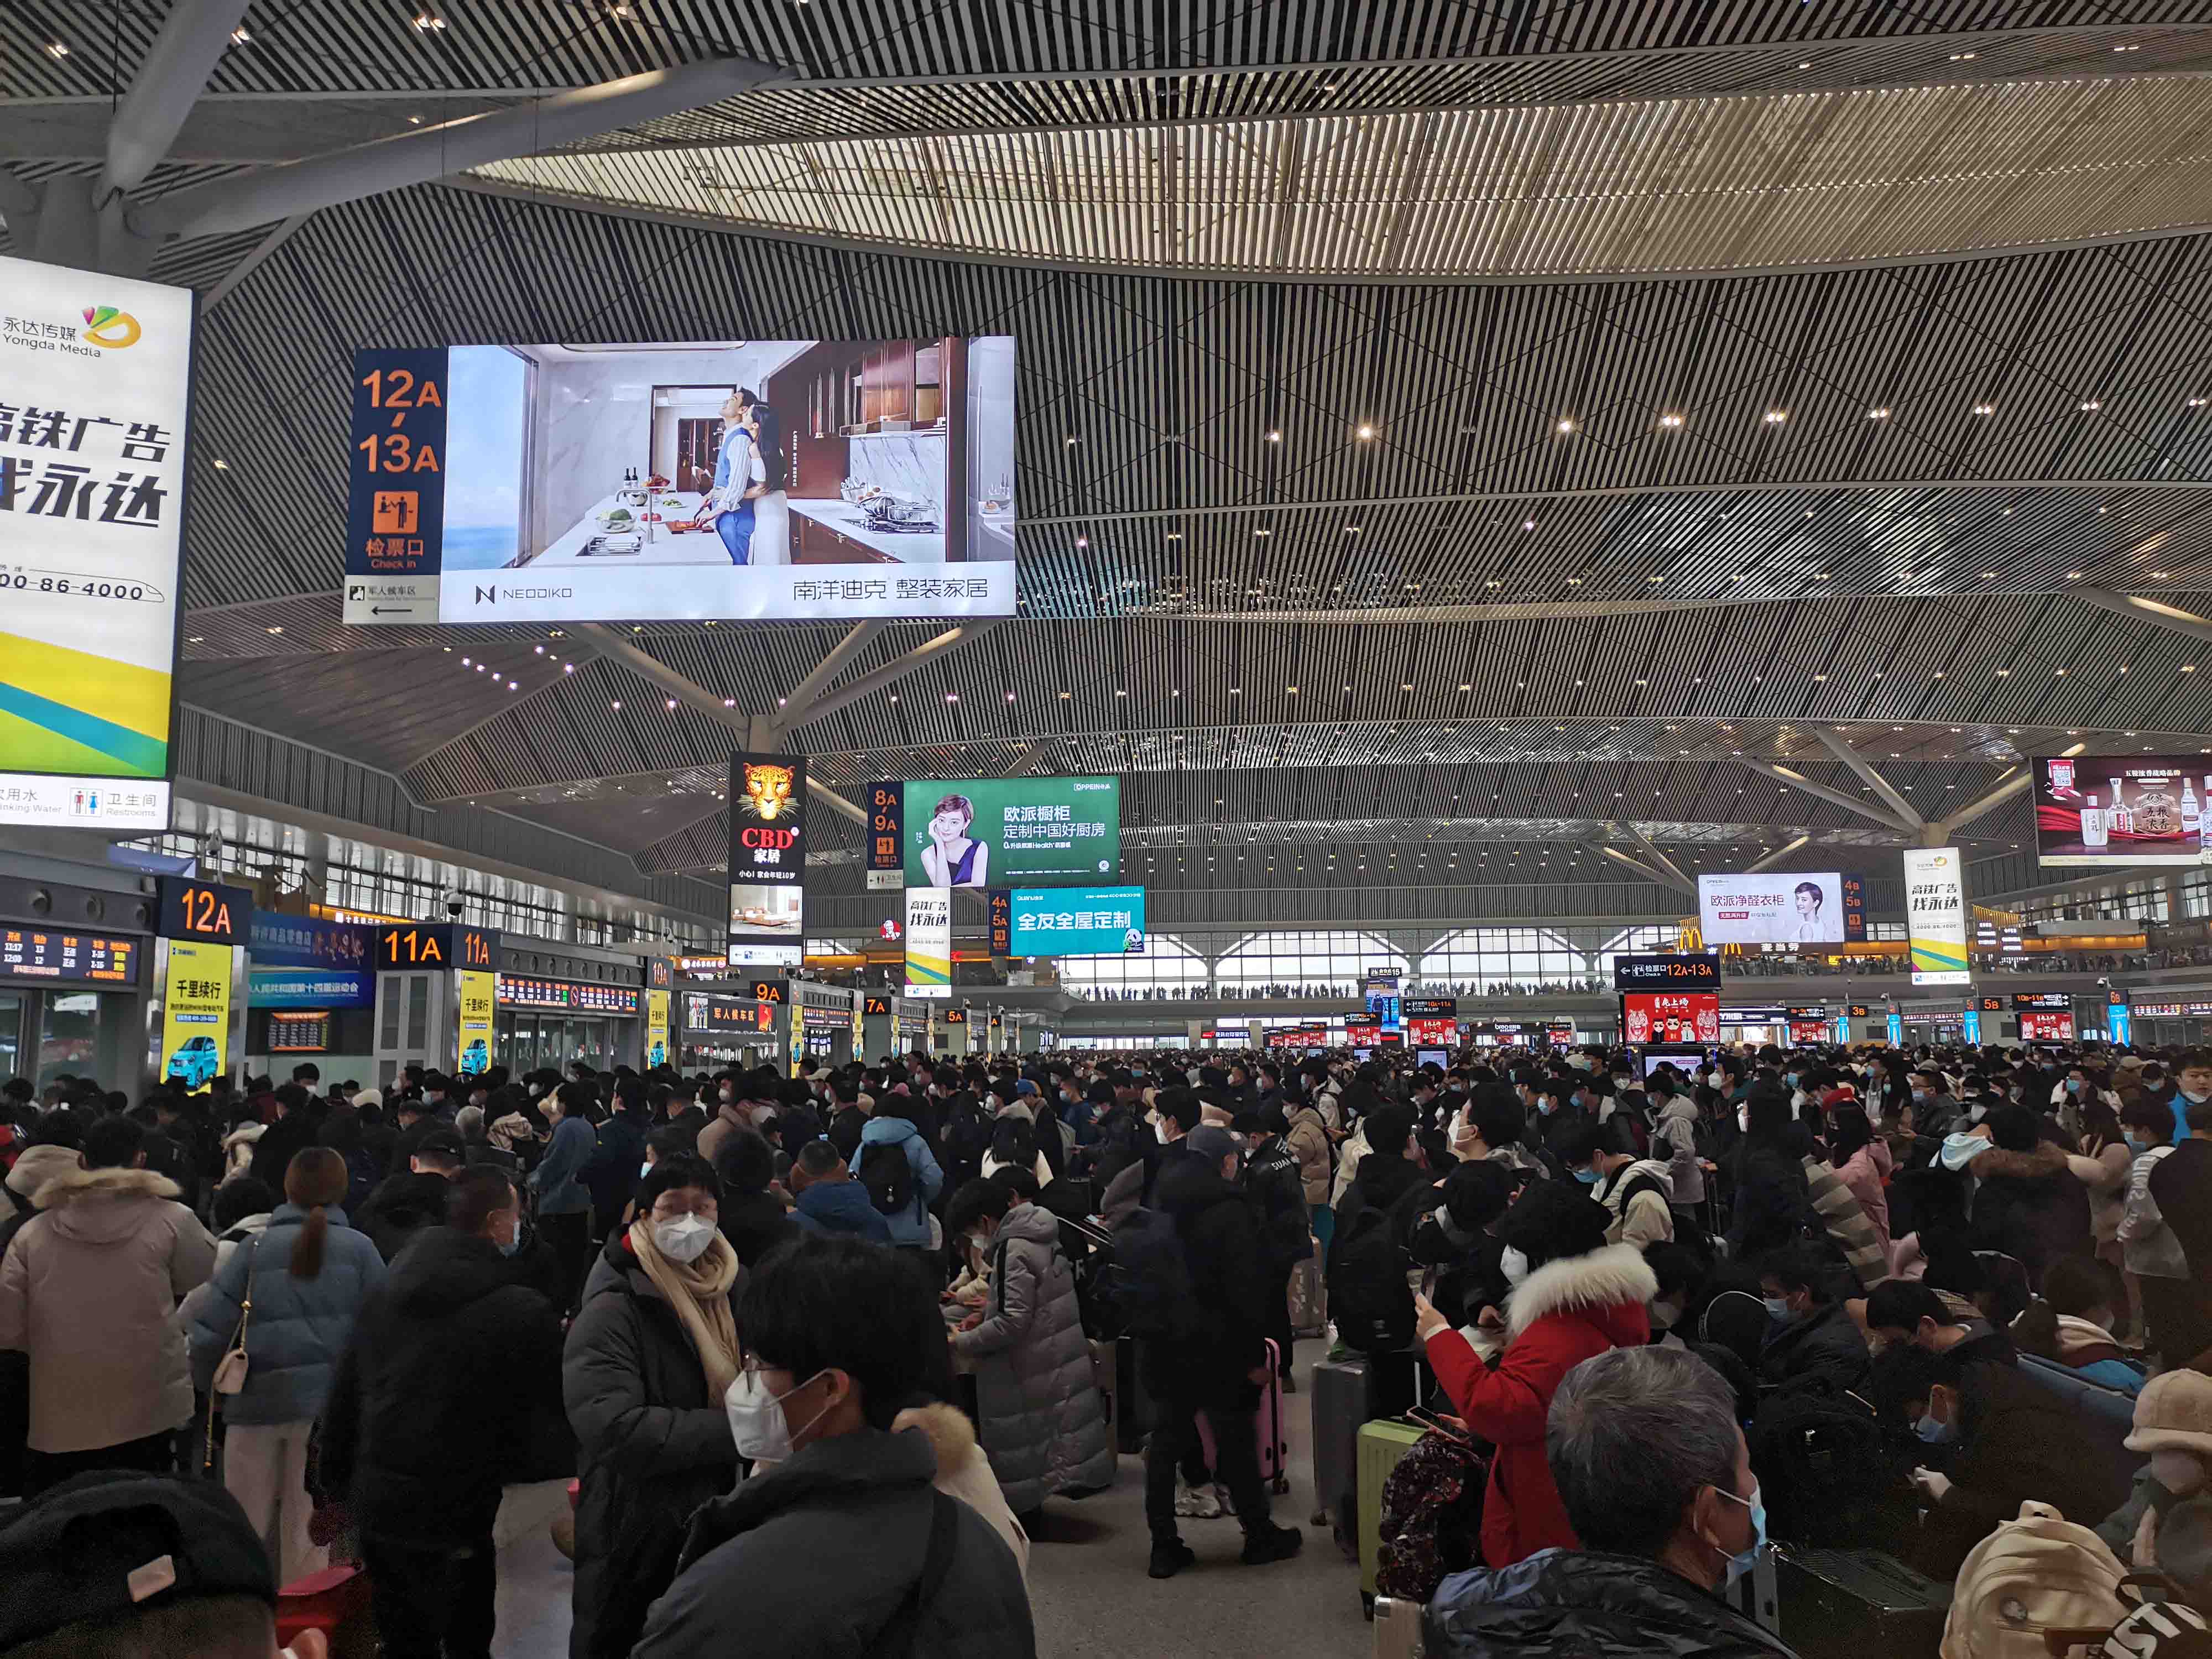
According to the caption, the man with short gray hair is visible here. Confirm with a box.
[1426,1345,1797,1658]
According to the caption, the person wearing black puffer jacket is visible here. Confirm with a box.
[317,1166,567,1659]
[1728,1087,1811,1261]
[564,1154,745,1659]
[1142,1123,1302,1580]
[1235,1110,1311,1392]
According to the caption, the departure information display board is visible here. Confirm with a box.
[0,928,140,983]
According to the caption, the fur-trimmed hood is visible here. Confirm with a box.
[1506,1243,1658,1342]
[32,1165,190,1248]
[6,1142,82,1202]
[891,1400,982,1479]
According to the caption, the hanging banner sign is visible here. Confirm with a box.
[0,255,195,833]
[904,886,952,998]
[159,937,232,1091]
[456,968,494,1076]
[1903,847,1971,986]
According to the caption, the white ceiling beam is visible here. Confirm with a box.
[100,0,255,200]
[2075,587,2212,647]
[1814,728,1926,828]
[129,58,787,242]
[767,620,890,742]
[1620,823,1697,889]
[1745,834,1811,873]
[1736,755,1920,834]
[1596,844,1697,896]
[781,620,1004,729]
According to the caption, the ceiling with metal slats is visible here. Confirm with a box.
[473,74,2212,279]
[17,0,2212,925]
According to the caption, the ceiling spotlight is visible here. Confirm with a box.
[2066,571,2084,580]
[229,26,251,43]
[1522,519,1536,531]
[1556,418,1577,434]
[1658,413,1684,429]
[43,40,68,56]
[1971,403,1995,415]
[1764,410,1787,423]
[411,11,445,27]
[1355,424,1376,440]
[2080,400,2102,411]
[1074,536,1088,548]
[1868,408,1890,419]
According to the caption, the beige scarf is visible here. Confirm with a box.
[627,1217,741,1399]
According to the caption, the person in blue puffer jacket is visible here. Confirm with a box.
[189,1145,386,1584]
[531,1079,599,1313]
[851,1109,946,1266]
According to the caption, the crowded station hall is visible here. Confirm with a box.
[10,4,2212,1658]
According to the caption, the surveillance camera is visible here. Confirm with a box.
[444,890,467,917]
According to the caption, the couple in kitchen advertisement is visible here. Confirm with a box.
[696,389,789,565]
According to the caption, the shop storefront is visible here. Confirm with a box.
[495,975,641,1073]
[677,990,778,1070]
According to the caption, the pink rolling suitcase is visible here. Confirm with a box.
[1196,1337,1291,1494]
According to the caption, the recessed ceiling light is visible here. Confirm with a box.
[1868,408,1890,419]
[2067,571,2084,580]
[211,458,229,469]
[2080,400,2101,412]
[1556,419,1576,434]
[230,26,251,43]
[1658,413,1684,429]
[43,41,68,57]
[266,625,283,634]
[1764,410,1787,424]
[1972,404,1995,415]
[411,12,445,28]
[1355,424,1375,440]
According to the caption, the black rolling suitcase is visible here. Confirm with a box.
[1774,1546,1950,1659]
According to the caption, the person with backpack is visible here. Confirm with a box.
[1133,1120,1303,1579]
[852,1098,947,1278]
[1561,1125,1675,1251]
[1413,1181,1654,1569]
[630,1235,1035,1658]
[788,1141,894,1244]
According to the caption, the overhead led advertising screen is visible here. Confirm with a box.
[727,753,806,969]
[344,337,1016,625]
[1696,872,1867,946]
[1904,846,1971,987]
[899,776,1119,888]
[0,255,195,832]
[997,886,1145,957]
[2035,755,2212,867]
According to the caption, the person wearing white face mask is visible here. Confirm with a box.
[634,1237,1037,1658]
[1425,1345,1792,1659]
[564,1154,745,1659]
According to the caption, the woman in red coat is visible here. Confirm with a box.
[1415,1183,1655,1568]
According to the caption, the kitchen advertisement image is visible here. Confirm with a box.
[2035,755,2212,867]
[0,254,196,832]
[1904,846,1971,987]
[1696,872,1867,946]
[160,938,234,1090]
[904,886,953,999]
[895,776,1120,889]
[345,337,1016,625]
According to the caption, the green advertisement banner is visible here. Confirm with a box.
[900,776,1119,889]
